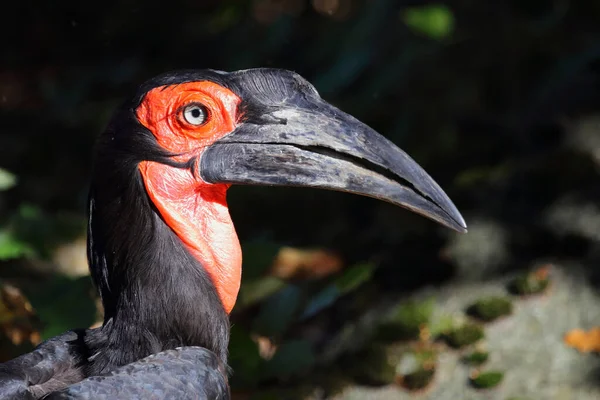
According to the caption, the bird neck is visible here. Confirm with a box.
[139,160,242,314]
[86,150,234,373]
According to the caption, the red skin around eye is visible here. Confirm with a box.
[136,81,242,314]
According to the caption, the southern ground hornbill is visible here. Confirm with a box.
[0,69,466,399]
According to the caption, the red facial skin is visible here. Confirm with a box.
[136,82,242,314]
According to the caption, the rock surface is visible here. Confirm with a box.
[333,263,600,400]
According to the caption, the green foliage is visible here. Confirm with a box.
[0,170,32,260]
[0,230,34,260]
[470,370,504,389]
[253,285,302,337]
[0,168,17,191]
[228,325,262,389]
[237,276,286,309]
[376,298,434,341]
[402,4,455,40]
[335,263,374,292]
[302,263,374,319]
[263,340,316,380]
[0,205,85,261]
[24,276,96,340]
[301,284,339,319]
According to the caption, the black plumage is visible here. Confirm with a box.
[45,347,228,400]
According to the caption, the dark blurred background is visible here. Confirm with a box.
[1,1,600,399]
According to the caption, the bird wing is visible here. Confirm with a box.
[43,347,230,400]
[0,330,88,399]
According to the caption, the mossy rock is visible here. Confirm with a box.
[508,270,550,296]
[375,321,421,342]
[462,350,489,366]
[443,323,484,348]
[398,368,436,391]
[467,297,513,322]
[470,370,504,389]
[375,299,434,342]
[342,345,396,386]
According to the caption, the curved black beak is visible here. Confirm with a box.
[200,99,467,233]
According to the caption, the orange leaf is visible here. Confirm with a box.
[564,327,600,353]
[533,264,551,281]
[270,247,343,280]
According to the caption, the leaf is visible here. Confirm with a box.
[10,205,86,260]
[252,285,302,337]
[262,340,316,379]
[270,247,343,280]
[0,168,17,191]
[402,4,454,40]
[0,230,35,260]
[237,276,286,309]
[301,263,374,319]
[334,263,373,293]
[228,325,262,389]
[301,284,339,319]
[564,327,600,353]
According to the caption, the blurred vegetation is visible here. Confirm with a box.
[1,0,600,398]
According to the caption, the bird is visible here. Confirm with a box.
[0,68,466,399]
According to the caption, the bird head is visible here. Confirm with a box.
[92,68,466,316]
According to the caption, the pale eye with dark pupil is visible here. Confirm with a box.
[183,103,208,125]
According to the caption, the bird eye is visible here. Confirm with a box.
[182,103,208,126]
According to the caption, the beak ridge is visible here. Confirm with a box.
[201,102,467,233]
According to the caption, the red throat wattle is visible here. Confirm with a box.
[136,82,242,314]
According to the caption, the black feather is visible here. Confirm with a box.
[43,347,229,400]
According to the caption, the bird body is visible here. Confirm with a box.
[0,331,228,400]
[46,347,228,400]
[0,69,466,399]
